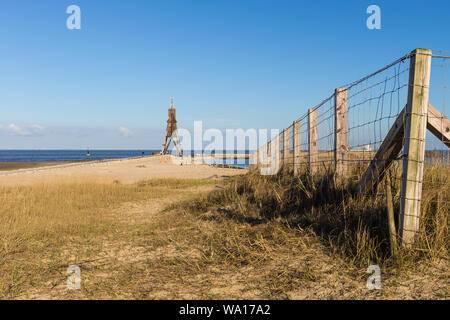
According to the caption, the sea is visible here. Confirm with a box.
[0,150,250,169]
[0,150,446,170]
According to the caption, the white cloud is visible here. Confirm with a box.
[30,124,45,131]
[119,126,133,137]
[0,123,45,136]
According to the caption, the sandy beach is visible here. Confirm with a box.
[0,156,245,186]
[0,161,92,172]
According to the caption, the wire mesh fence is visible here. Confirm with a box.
[346,55,410,182]
[419,54,450,227]
[427,55,450,165]
[252,49,449,245]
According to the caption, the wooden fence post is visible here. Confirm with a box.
[256,148,260,169]
[283,127,290,166]
[261,141,268,171]
[270,133,281,174]
[308,108,318,174]
[293,120,301,175]
[334,88,348,179]
[249,151,257,170]
[385,172,398,257]
[279,132,283,166]
[399,48,432,246]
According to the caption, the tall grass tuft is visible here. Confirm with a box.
[185,164,449,268]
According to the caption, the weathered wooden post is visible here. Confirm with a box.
[293,120,301,175]
[256,147,260,170]
[334,88,348,179]
[399,48,432,246]
[279,132,283,167]
[267,133,281,174]
[258,143,264,171]
[259,145,265,169]
[249,151,255,170]
[283,127,290,167]
[308,108,318,174]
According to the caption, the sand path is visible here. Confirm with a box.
[0,156,245,186]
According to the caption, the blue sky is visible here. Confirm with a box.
[0,0,449,149]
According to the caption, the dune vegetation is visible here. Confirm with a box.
[0,164,448,299]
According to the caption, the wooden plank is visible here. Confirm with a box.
[308,108,318,174]
[283,127,290,166]
[293,120,301,175]
[357,107,406,194]
[427,103,450,148]
[334,88,348,179]
[399,48,432,246]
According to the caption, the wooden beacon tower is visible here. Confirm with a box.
[161,96,182,157]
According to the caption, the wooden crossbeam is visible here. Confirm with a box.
[357,102,449,195]
[357,107,406,194]
[427,103,450,148]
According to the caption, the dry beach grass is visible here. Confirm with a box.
[0,157,448,299]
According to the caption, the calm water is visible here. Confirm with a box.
[0,150,250,169]
[425,149,450,165]
[0,150,159,162]
[1,149,447,169]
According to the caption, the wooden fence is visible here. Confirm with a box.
[250,48,450,246]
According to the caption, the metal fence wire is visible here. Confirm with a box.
[251,49,449,245]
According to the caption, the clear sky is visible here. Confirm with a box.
[0,0,449,149]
